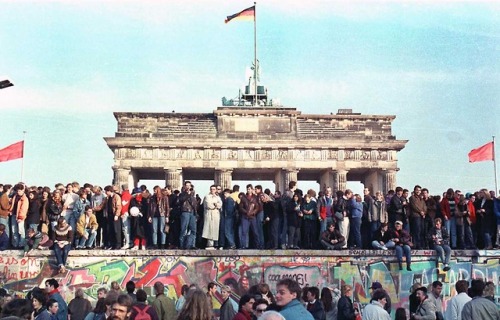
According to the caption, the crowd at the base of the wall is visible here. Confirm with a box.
[1,274,499,320]
[1,181,499,273]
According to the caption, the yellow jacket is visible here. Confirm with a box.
[76,213,98,237]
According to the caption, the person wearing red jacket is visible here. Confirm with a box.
[232,295,255,320]
[120,184,132,249]
[440,188,459,249]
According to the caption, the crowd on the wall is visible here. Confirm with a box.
[1,271,499,320]
[0,181,499,272]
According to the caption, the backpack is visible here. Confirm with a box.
[132,305,152,320]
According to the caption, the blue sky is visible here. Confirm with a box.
[0,0,499,194]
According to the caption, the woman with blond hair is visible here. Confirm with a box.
[176,289,212,320]
[337,285,357,320]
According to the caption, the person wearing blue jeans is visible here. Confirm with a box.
[219,189,236,249]
[254,185,265,248]
[0,184,13,241]
[348,194,363,249]
[76,206,98,248]
[52,217,73,273]
[148,186,169,249]
[239,184,261,249]
[178,182,198,249]
[428,218,451,271]
[391,220,412,271]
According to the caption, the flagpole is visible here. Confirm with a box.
[254,1,257,107]
[21,131,26,182]
[493,136,498,194]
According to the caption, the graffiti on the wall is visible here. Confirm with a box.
[1,252,499,312]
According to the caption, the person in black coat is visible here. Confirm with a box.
[305,287,325,320]
[337,285,357,320]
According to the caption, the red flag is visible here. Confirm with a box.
[468,141,494,163]
[0,141,24,163]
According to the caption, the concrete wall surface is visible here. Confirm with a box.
[1,249,499,315]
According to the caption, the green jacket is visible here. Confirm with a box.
[152,294,176,320]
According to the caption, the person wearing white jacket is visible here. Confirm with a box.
[446,280,471,320]
[362,289,390,320]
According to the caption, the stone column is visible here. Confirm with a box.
[332,169,348,194]
[215,169,233,190]
[383,169,397,195]
[284,169,299,191]
[113,167,130,189]
[164,168,182,191]
[319,169,334,192]
[274,170,285,193]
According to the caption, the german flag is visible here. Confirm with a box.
[225,6,255,24]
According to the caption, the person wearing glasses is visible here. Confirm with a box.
[252,299,269,320]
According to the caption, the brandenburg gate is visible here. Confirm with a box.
[104,107,407,193]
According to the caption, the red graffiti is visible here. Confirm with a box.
[135,258,162,288]
[63,268,97,288]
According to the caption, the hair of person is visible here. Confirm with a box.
[136,289,147,302]
[104,291,119,306]
[220,285,232,294]
[341,284,352,295]
[422,188,429,193]
[276,278,301,298]
[14,183,25,191]
[413,185,421,191]
[0,298,33,318]
[126,281,135,294]
[233,185,240,192]
[115,294,133,311]
[181,284,190,296]
[455,280,468,294]
[252,298,269,311]
[434,218,442,224]
[470,279,486,298]
[275,190,281,196]
[97,287,108,294]
[432,281,443,288]
[308,286,320,299]
[177,289,212,320]
[45,278,59,289]
[111,281,120,291]
[320,288,333,312]
[207,282,217,291]
[344,189,353,196]
[264,188,271,196]
[395,307,407,320]
[238,294,254,311]
[75,288,85,299]
[483,281,495,297]
[154,281,165,295]
[57,216,66,225]
[31,289,47,306]
[104,185,114,192]
[255,185,262,191]
[259,310,286,320]
[246,184,253,189]
[47,298,58,309]
[395,186,403,193]
[371,288,386,302]
[288,181,297,189]
[93,298,107,314]
[416,287,428,296]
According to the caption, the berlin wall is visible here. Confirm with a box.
[1,250,499,313]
